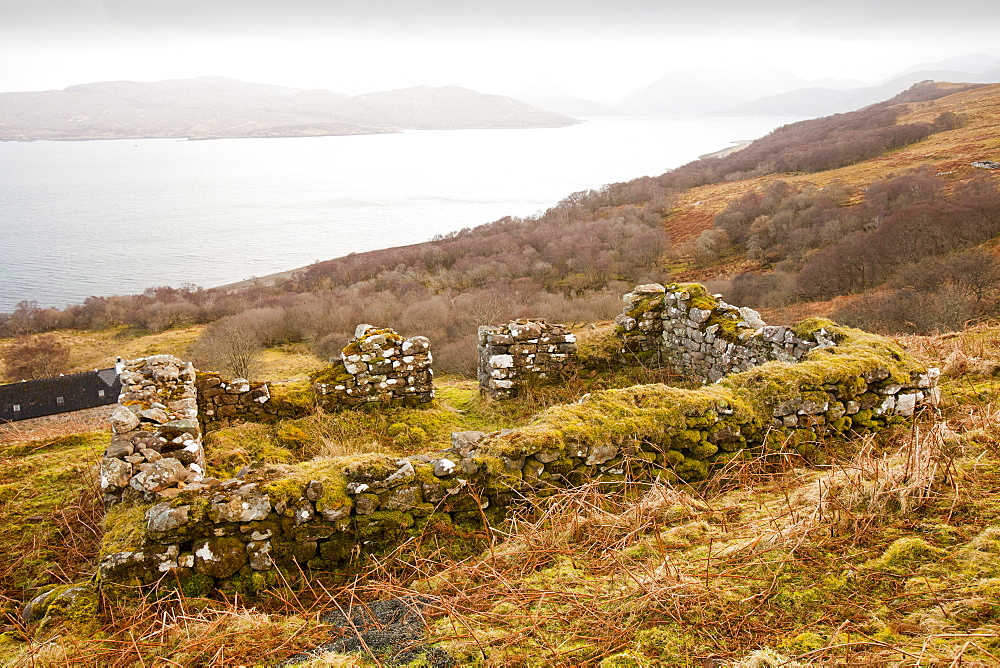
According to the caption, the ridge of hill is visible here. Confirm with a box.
[0,76,577,141]
[719,68,1000,117]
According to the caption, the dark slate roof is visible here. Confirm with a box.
[0,368,121,422]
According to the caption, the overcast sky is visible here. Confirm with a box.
[2,0,998,100]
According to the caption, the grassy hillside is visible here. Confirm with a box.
[668,82,1000,247]
[3,323,1000,665]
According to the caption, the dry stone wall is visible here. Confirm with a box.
[99,356,206,507]
[196,375,311,432]
[478,319,578,399]
[98,286,938,593]
[194,325,433,432]
[103,325,434,506]
[98,443,499,591]
[314,325,434,407]
[99,307,940,592]
[196,375,271,430]
[616,282,835,382]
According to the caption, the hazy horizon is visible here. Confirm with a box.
[2,1,999,102]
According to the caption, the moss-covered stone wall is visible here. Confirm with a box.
[100,355,205,507]
[98,312,939,592]
[478,319,578,399]
[195,374,314,432]
[616,283,832,382]
[195,325,434,433]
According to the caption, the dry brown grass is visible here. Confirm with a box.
[0,406,111,446]
[7,408,994,666]
[11,584,335,667]
[314,415,966,665]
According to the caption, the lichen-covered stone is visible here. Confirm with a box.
[109,405,140,434]
[133,457,190,493]
[208,494,271,523]
[99,457,132,490]
[247,540,274,570]
[380,486,420,511]
[146,502,190,532]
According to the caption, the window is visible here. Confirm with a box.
[56,396,65,405]
[12,404,20,412]
[98,389,105,398]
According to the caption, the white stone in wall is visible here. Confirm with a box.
[230,378,251,393]
[689,307,712,324]
[489,354,515,369]
[895,392,919,416]
[876,395,896,414]
[738,307,767,329]
[109,405,141,434]
[917,368,941,388]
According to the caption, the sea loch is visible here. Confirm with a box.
[0,116,799,312]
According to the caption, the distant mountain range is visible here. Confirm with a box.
[510,53,1000,118]
[509,82,618,117]
[4,54,999,142]
[0,77,577,141]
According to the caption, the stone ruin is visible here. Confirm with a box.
[477,319,578,399]
[195,325,434,431]
[100,355,205,506]
[91,287,943,594]
[100,326,435,506]
[315,324,434,407]
[616,282,833,383]
[196,375,274,431]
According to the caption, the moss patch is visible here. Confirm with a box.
[99,502,151,557]
[0,430,106,592]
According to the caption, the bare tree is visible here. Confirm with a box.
[190,315,264,379]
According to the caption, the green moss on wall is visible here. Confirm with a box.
[100,502,152,558]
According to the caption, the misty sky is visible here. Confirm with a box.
[2,0,999,100]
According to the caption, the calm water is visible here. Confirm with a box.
[0,116,797,311]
